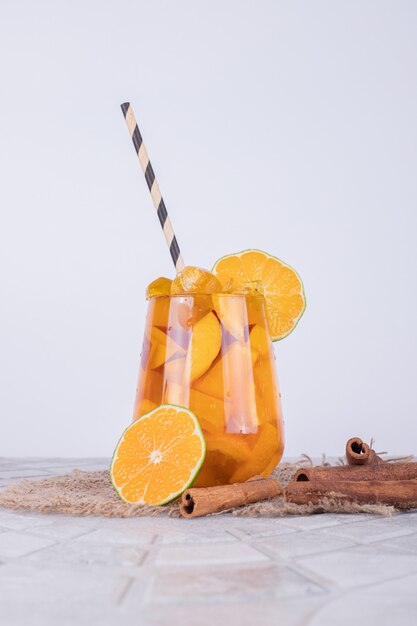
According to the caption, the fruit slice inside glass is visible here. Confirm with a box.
[133,294,284,486]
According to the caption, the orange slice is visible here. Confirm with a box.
[189,389,225,433]
[192,357,224,399]
[212,250,306,341]
[193,460,226,487]
[161,313,222,398]
[205,433,252,463]
[111,404,206,505]
[146,296,170,328]
[249,325,270,363]
[146,277,172,299]
[229,423,280,482]
[176,296,213,329]
[187,311,222,381]
[171,266,222,295]
[147,326,185,369]
[253,357,277,400]
[261,451,282,478]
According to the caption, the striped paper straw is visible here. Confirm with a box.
[121,102,185,273]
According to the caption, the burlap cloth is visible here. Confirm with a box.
[0,457,398,518]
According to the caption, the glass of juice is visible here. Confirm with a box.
[133,292,284,486]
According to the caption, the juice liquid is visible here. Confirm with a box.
[133,294,284,486]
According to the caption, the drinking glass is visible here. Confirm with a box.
[133,293,284,486]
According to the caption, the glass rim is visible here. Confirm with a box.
[147,293,265,301]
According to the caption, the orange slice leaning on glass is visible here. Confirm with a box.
[111,404,206,504]
[212,249,306,341]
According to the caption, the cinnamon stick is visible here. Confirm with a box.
[179,477,282,518]
[285,478,417,509]
[346,437,384,465]
[294,462,417,483]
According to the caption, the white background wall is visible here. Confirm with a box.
[1,1,416,458]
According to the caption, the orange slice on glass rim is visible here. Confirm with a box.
[110,404,206,505]
[146,277,172,299]
[171,266,222,295]
[212,249,306,341]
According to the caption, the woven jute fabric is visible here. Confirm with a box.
[0,460,396,518]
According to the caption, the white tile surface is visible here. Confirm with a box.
[1,457,417,625]
[308,573,417,626]
[297,543,417,590]
[75,526,157,545]
[0,563,138,626]
[29,521,98,541]
[154,541,269,566]
[122,597,327,626]
[277,514,345,530]
[146,563,325,604]
[28,540,147,569]
[0,530,56,559]
[317,515,417,544]
[228,518,298,539]
[159,527,237,544]
[381,530,417,554]
[0,510,51,532]
[254,528,356,561]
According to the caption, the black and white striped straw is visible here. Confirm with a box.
[121,102,185,273]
